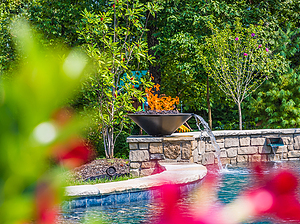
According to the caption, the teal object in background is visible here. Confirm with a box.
[120,70,148,88]
[142,97,148,111]
[119,70,149,111]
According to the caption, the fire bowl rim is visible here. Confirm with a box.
[128,113,193,137]
[127,113,193,116]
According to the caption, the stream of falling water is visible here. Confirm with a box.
[270,145,284,162]
[193,114,223,170]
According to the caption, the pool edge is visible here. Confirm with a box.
[63,163,207,209]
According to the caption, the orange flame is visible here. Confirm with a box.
[145,75,179,111]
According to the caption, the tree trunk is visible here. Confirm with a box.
[147,11,161,93]
[103,123,115,159]
[106,126,114,159]
[238,102,243,130]
[103,127,109,158]
[207,76,212,129]
[109,127,114,158]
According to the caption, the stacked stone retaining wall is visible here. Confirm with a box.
[127,129,300,176]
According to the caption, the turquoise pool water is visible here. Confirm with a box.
[59,161,300,224]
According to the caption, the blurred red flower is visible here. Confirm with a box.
[35,182,59,224]
[51,107,73,127]
[51,108,94,169]
[52,137,93,169]
[265,170,300,221]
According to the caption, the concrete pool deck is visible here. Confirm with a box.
[66,163,207,197]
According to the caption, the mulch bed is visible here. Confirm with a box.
[69,158,130,182]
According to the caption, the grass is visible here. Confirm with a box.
[65,174,137,186]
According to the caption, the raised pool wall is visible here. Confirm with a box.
[127,129,300,176]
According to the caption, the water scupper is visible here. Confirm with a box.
[193,114,222,170]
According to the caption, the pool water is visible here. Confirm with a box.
[59,161,300,224]
[59,201,158,223]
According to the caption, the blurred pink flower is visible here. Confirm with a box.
[153,184,191,224]
[244,53,248,56]
[266,48,269,52]
[150,166,300,224]
[235,37,239,41]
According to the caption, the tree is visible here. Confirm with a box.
[77,0,159,158]
[3,0,299,132]
[0,1,32,74]
[250,68,300,128]
[28,0,100,48]
[146,0,300,130]
[148,0,247,128]
[199,19,283,130]
[0,0,160,158]
[147,11,162,90]
[0,0,92,74]
[249,25,300,128]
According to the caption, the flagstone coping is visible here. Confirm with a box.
[65,163,207,197]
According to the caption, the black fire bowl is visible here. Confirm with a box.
[128,113,192,137]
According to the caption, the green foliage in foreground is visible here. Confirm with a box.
[0,20,89,223]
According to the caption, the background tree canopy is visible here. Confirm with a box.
[1,0,300,157]
[148,0,300,129]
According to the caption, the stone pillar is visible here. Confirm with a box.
[127,135,196,176]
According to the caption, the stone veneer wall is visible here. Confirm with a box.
[127,129,300,176]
